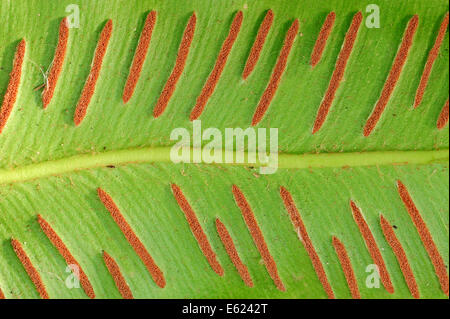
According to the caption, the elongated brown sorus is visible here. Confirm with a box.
[380,214,419,299]
[251,19,299,126]
[153,13,196,118]
[232,185,285,291]
[189,11,243,121]
[332,236,360,299]
[364,15,419,137]
[37,214,96,298]
[123,11,157,104]
[397,180,449,296]
[215,218,253,287]
[73,20,113,126]
[103,251,134,299]
[312,12,362,134]
[0,39,26,134]
[97,188,166,288]
[0,287,4,299]
[310,12,336,67]
[11,238,49,299]
[171,184,224,276]
[280,186,334,298]
[414,13,449,108]
[242,9,274,80]
[350,200,394,293]
[437,99,449,129]
[42,18,69,109]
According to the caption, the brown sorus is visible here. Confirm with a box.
[232,185,285,291]
[437,99,449,130]
[74,20,113,126]
[171,184,224,276]
[153,13,196,118]
[380,214,419,299]
[242,9,274,80]
[312,12,362,134]
[42,18,69,109]
[215,218,253,287]
[189,11,243,121]
[251,19,299,126]
[280,186,335,298]
[103,250,134,299]
[350,200,394,293]
[310,12,336,67]
[0,39,26,134]
[332,236,360,299]
[364,15,418,136]
[397,180,449,296]
[123,11,157,104]
[37,214,96,298]
[11,238,50,299]
[414,13,449,108]
[97,188,166,288]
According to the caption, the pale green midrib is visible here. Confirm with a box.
[0,147,448,185]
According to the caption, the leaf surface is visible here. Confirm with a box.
[0,0,448,299]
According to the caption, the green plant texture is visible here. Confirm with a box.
[0,0,448,299]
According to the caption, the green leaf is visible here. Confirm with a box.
[0,0,448,299]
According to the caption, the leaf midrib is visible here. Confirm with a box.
[0,146,448,185]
